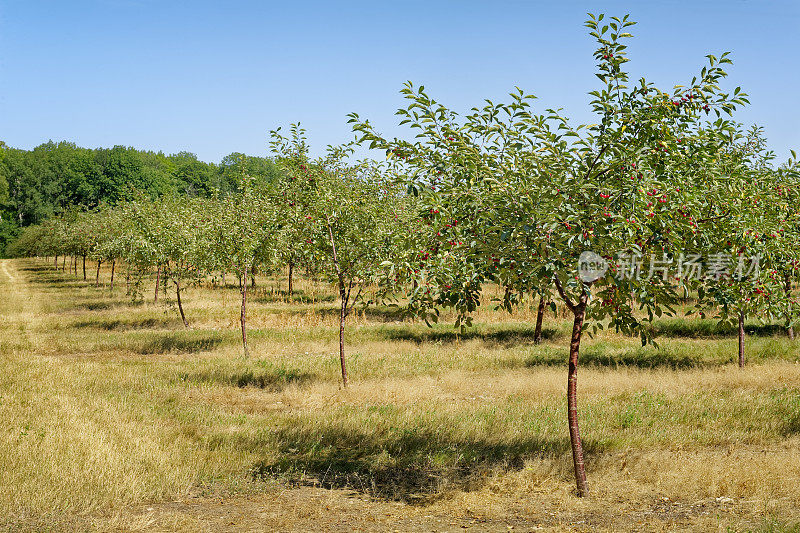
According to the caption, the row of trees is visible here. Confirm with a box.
[347,14,800,496]
[8,13,800,498]
[0,140,282,254]
[9,130,412,387]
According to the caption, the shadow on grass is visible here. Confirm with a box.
[250,423,598,502]
[645,319,788,339]
[134,332,225,354]
[524,345,712,369]
[379,325,560,346]
[73,317,182,331]
[180,364,314,391]
[269,305,408,322]
[61,299,145,312]
[254,289,336,304]
[783,412,800,437]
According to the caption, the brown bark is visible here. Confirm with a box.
[785,272,795,340]
[339,282,349,388]
[554,277,589,497]
[154,264,161,303]
[82,255,86,280]
[109,260,116,291]
[534,296,546,344]
[95,260,102,287]
[175,280,189,328]
[738,310,745,368]
[288,261,294,297]
[240,265,249,357]
[163,262,169,298]
[567,303,589,497]
[73,256,77,275]
[54,255,58,268]
[62,255,66,271]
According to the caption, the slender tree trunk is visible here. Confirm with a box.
[109,260,116,291]
[175,280,189,328]
[534,296,546,344]
[222,271,226,287]
[154,264,161,303]
[73,256,77,275]
[785,272,795,340]
[738,310,746,368]
[240,265,249,357]
[339,283,349,388]
[95,260,102,287]
[126,271,130,295]
[568,304,589,497]
[82,255,86,280]
[62,255,66,271]
[288,260,294,297]
[163,262,169,298]
[54,255,58,268]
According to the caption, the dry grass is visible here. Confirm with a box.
[1,258,799,532]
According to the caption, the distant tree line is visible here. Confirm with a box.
[0,140,281,255]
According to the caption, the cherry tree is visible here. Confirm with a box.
[351,13,748,495]
[272,128,410,386]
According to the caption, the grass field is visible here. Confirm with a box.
[1,257,799,532]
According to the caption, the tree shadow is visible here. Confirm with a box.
[379,326,560,346]
[646,319,787,339]
[254,289,336,304]
[250,423,597,503]
[61,299,145,312]
[134,332,225,354]
[73,317,183,331]
[525,344,713,369]
[783,412,800,436]
[179,365,314,391]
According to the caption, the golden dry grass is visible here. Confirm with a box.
[1,258,799,532]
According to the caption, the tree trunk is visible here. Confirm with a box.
[109,260,116,291]
[568,304,589,497]
[154,264,161,303]
[175,280,189,328]
[534,296,546,344]
[54,255,58,268]
[222,271,226,287]
[163,262,169,298]
[73,256,77,275]
[785,272,795,340]
[62,255,66,271]
[95,260,102,287]
[82,255,87,280]
[288,261,294,297]
[240,266,249,357]
[738,310,745,368]
[339,283,349,388]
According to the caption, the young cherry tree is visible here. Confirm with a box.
[145,196,210,327]
[204,161,278,356]
[691,126,790,367]
[271,128,409,387]
[351,14,748,496]
[765,155,800,340]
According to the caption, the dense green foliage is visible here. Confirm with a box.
[0,140,281,255]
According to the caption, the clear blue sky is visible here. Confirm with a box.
[1,0,798,163]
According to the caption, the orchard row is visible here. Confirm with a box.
[10,14,800,497]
